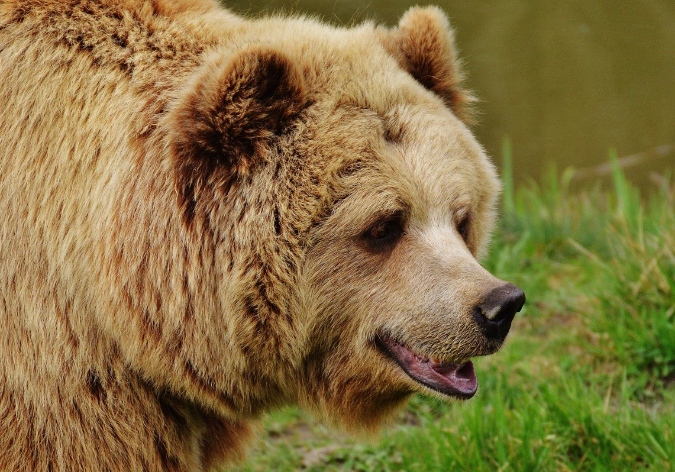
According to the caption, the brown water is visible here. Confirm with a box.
[225,0,675,189]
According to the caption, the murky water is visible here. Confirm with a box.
[225,0,675,189]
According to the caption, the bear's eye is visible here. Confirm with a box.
[457,213,471,243]
[363,215,404,252]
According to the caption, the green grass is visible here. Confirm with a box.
[231,151,675,472]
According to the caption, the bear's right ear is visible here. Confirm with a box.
[167,47,307,208]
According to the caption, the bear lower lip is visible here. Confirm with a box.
[375,336,478,399]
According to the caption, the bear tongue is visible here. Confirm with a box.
[383,340,478,399]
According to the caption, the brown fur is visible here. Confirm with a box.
[0,1,510,470]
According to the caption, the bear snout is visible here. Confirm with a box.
[472,283,526,341]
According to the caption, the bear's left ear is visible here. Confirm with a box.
[378,6,473,121]
[167,46,307,207]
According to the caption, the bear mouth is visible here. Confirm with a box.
[375,335,478,399]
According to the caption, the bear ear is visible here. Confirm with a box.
[168,46,307,207]
[379,6,474,121]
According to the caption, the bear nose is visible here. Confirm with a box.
[472,283,526,340]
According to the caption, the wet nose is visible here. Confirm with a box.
[472,283,526,340]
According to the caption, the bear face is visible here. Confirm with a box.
[290,60,520,428]
[297,104,514,428]
[165,6,525,429]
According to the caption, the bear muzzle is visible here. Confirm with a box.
[373,282,525,399]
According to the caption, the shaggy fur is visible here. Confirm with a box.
[0,1,513,470]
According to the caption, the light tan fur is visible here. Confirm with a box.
[0,1,510,470]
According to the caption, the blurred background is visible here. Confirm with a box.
[226,0,675,190]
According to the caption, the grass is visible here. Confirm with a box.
[231,148,675,472]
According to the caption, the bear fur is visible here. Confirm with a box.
[0,1,521,470]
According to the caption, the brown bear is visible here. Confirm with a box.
[0,0,525,470]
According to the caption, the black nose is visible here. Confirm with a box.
[472,283,526,340]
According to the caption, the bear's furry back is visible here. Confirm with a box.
[0,1,273,470]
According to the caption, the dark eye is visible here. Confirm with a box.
[363,217,404,252]
[457,214,471,242]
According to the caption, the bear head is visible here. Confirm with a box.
[162,6,525,430]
